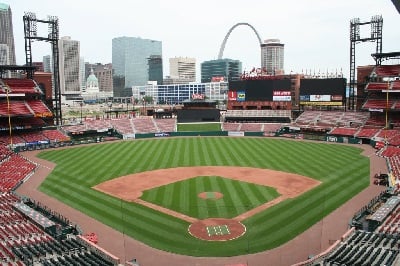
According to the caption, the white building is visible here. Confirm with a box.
[166,57,196,84]
[261,39,285,75]
[132,81,228,106]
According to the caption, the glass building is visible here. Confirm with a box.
[201,59,242,83]
[148,55,163,85]
[112,36,162,97]
[132,82,228,105]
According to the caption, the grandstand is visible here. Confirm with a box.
[0,142,120,265]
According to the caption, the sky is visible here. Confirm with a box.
[4,0,400,81]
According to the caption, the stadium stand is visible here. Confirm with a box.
[0,146,120,266]
[297,191,400,265]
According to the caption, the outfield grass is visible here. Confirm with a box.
[141,175,280,219]
[37,137,370,257]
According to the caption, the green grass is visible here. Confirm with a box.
[141,175,280,219]
[36,137,370,257]
[177,122,221,131]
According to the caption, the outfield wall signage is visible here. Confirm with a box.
[228,131,245,137]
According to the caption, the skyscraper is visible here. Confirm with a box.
[261,39,285,75]
[201,59,242,83]
[112,36,162,97]
[58,36,81,96]
[0,2,16,65]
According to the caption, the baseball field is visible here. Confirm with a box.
[36,137,370,257]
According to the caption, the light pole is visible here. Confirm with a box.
[79,102,83,124]
[108,102,112,119]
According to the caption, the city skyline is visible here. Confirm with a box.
[3,0,400,81]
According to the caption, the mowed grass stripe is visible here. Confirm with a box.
[37,137,370,256]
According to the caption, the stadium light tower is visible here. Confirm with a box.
[349,15,383,110]
[23,12,62,125]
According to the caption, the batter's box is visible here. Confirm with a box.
[206,224,230,236]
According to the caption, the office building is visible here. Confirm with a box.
[261,39,284,75]
[148,55,163,85]
[0,2,15,65]
[58,36,81,101]
[167,57,196,84]
[201,59,242,83]
[112,36,162,97]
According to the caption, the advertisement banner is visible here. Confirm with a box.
[300,101,343,106]
[300,95,310,101]
[237,91,246,102]
[273,91,291,101]
[228,91,237,101]
[310,95,331,101]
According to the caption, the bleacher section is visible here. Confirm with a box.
[294,111,370,128]
[224,109,291,123]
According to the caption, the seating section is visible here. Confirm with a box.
[329,127,358,136]
[1,78,41,94]
[41,130,70,142]
[0,192,117,266]
[225,109,291,119]
[132,117,158,133]
[374,65,400,77]
[0,153,36,192]
[366,82,390,91]
[0,144,119,265]
[379,146,400,158]
[154,118,176,132]
[323,231,399,266]
[355,127,380,138]
[0,101,32,116]
[295,111,370,128]
[363,99,396,110]
[25,100,53,118]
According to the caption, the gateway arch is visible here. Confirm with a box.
[217,22,263,59]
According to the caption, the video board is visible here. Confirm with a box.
[299,78,346,106]
[228,79,291,101]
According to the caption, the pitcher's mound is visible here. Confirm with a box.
[198,191,223,200]
[188,218,246,241]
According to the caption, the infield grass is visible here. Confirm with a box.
[141,175,280,219]
[37,137,370,256]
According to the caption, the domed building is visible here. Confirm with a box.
[83,68,100,94]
